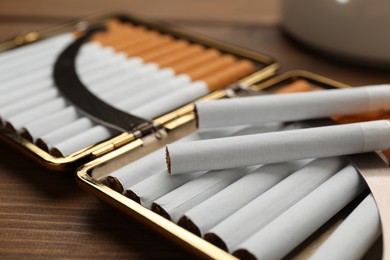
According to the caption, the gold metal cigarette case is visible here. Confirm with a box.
[0,12,278,171]
[0,12,387,259]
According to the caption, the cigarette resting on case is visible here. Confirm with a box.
[309,194,381,260]
[232,164,366,259]
[195,85,390,129]
[166,120,390,174]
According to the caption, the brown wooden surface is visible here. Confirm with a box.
[1,1,390,259]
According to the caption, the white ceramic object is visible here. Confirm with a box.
[282,0,390,67]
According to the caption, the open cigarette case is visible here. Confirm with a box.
[0,12,388,259]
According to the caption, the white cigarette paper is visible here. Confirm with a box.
[0,88,59,124]
[124,125,283,208]
[0,33,73,65]
[22,107,79,142]
[116,75,191,111]
[179,160,310,236]
[38,118,94,151]
[106,130,206,190]
[106,126,251,190]
[152,167,252,222]
[131,81,209,119]
[6,98,67,132]
[0,34,73,81]
[196,85,390,129]
[0,71,53,94]
[0,81,52,107]
[232,164,366,260]
[310,194,381,260]
[166,120,390,174]
[127,170,205,208]
[51,125,113,156]
[205,157,346,251]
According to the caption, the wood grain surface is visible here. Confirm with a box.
[1,1,390,259]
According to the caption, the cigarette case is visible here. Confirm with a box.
[0,12,388,259]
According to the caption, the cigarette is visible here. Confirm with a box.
[123,126,270,206]
[172,49,221,74]
[0,80,52,107]
[78,42,125,65]
[0,36,73,81]
[155,45,205,68]
[106,147,168,193]
[186,55,237,80]
[109,32,161,53]
[21,107,79,142]
[88,64,158,94]
[5,98,67,133]
[103,27,159,49]
[122,35,174,57]
[203,157,346,252]
[106,58,255,120]
[0,21,260,160]
[0,69,52,94]
[84,32,254,114]
[201,60,256,91]
[151,167,252,222]
[0,44,103,97]
[78,56,134,86]
[195,84,390,129]
[130,81,209,119]
[0,43,101,95]
[125,170,205,208]
[77,48,145,90]
[101,69,175,103]
[310,194,381,260]
[107,26,150,46]
[116,75,191,111]
[166,120,390,174]
[16,51,141,140]
[93,24,146,46]
[0,88,59,125]
[141,40,190,62]
[274,79,319,94]
[80,57,145,91]
[27,45,178,151]
[50,125,113,157]
[77,50,132,81]
[2,44,131,132]
[178,160,309,236]
[232,164,366,260]
[0,33,73,64]
[108,126,248,192]
[37,118,94,152]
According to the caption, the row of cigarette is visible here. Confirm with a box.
[166,85,390,174]
[111,85,389,258]
[105,123,380,259]
[0,19,255,157]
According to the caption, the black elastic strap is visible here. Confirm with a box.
[53,26,152,133]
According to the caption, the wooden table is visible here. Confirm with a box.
[1,1,390,258]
